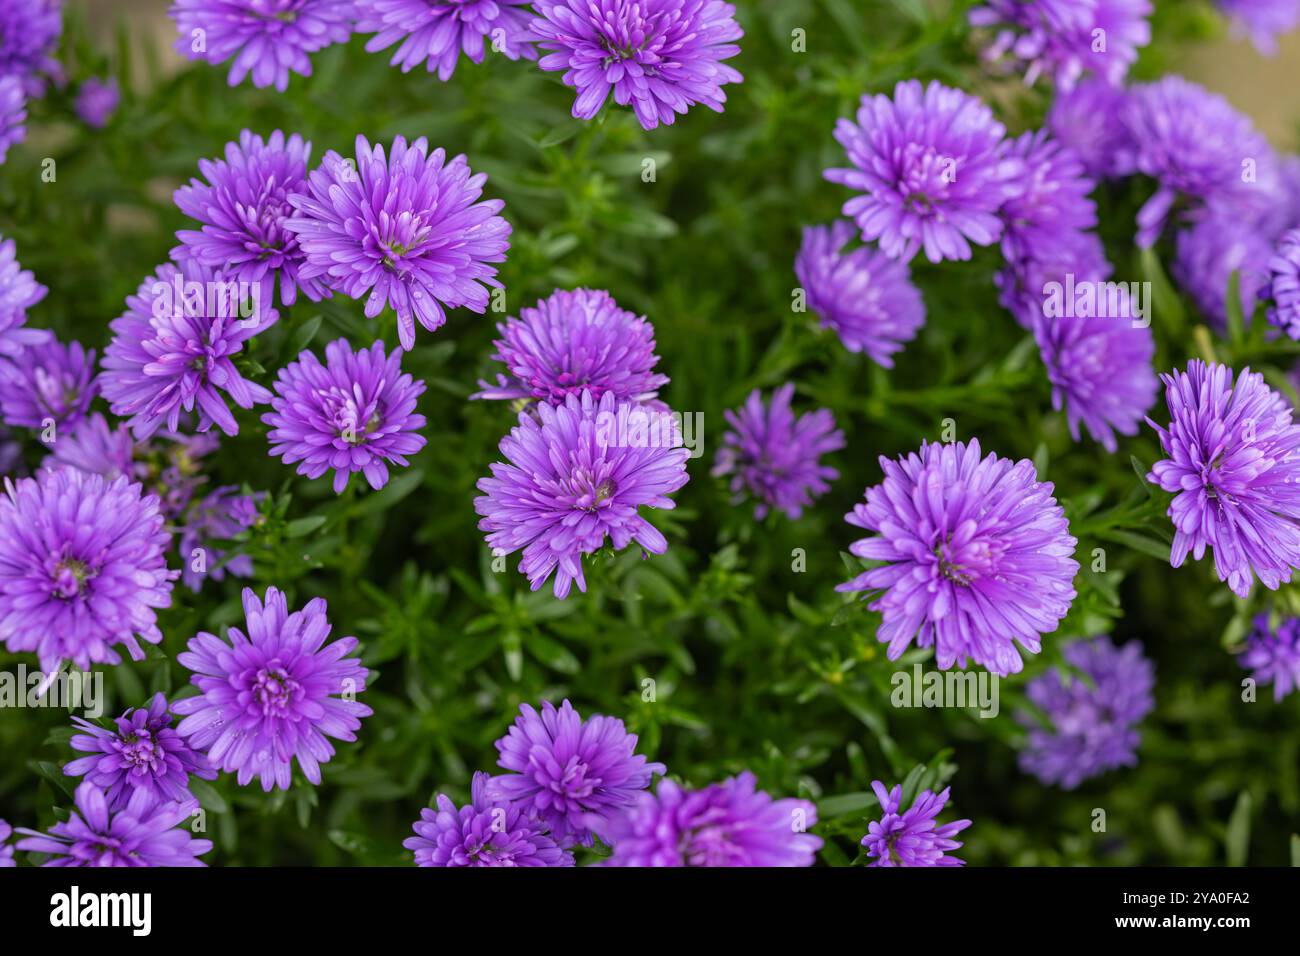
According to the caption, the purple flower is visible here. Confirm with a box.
[285,135,511,350]
[404,771,574,867]
[1238,613,1300,700]
[712,383,843,520]
[1265,228,1300,339]
[1000,129,1097,264]
[473,288,668,406]
[0,469,176,674]
[1046,77,1134,180]
[1123,76,1275,247]
[1173,212,1273,329]
[0,0,62,96]
[15,782,211,867]
[0,74,26,164]
[969,0,1152,88]
[0,819,13,867]
[794,220,926,367]
[486,699,665,846]
[357,0,537,79]
[1017,636,1155,789]
[174,129,330,308]
[1216,0,1300,55]
[264,337,427,493]
[64,692,217,811]
[0,234,48,357]
[861,780,970,867]
[100,259,276,439]
[0,336,97,433]
[996,227,1112,329]
[75,76,119,129]
[474,390,690,598]
[825,80,1021,264]
[169,0,356,92]
[173,586,372,791]
[837,439,1079,676]
[1147,361,1300,597]
[178,486,261,590]
[531,0,743,131]
[598,772,822,867]
[46,413,137,481]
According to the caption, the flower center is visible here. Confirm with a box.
[253,664,300,716]
[117,731,162,773]
[51,558,91,599]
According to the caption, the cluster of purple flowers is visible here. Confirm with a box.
[0,0,62,165]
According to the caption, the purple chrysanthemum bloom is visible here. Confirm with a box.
[1216,0,1300,55]
[1146,361,1300,597]
[357,0,537,79]
[825,80,1021,264]
[100,259,276,439]
[969,0,1151,89]
[174,129,330,308]
[0,819,13,867]
[1238,613,1300,700]
[0,469,176,674]
[1265,228,1300,339]
[475,390,690,598]
[1173,213,1273,329]
[285,135,511,351]
[1017,636,1155,789]
[169,0,356,92]
[15,782,211,867]
[1034,308,1157,453]
[75,76,119,129]
[404,771,574,867]
[531,0,743,131]
[1123,76,1275,248]
[173,586,372,791]
[597,772,822,867]
[0,337,96,433]
[64,692,217,811]
[46,413,137,481]
[0,74,26,165]
[1000,130,1098,264]
[1046,78,1134,180]
[861,780,970,867]
[486,699,665,846]
[177,485,261,590]
[473,288,668,406]
[837,438,1079,676]
[996,227,1112,330]
[264,337,427,493]
[712,383,844,521]
[0,234,48,358]
[794,220,926,367]
[0,0,62,96]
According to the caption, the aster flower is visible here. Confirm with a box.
[1238,613,1300,700]
[404,771,574,867]
[75,76,119,129]
[0,469,176,674]
[1122,76,1275,247]
[174,129,329,307]
[0,0,62,95]
[177,485,261,590]
[1046,77,1134,180]
[475,390,690,598]
[0,337,96,434]
[357,0,537,79]
[0,234,48,357]
[1147,361,1300,597]
[838,438,1079,676]
[46,413,137,481]
[1216,0,1300,55]
[473,288,668,406]
[712,383,843,521]
[999,129,1097,264]
[15,782,211,867]
[0,74,25,165]
[64,692,217,811]
[169,0,356,92]
[0,819,13,867]
[285,135,511,350]
[1265,228,1300,339]
[996,227,1113,329]
[825,80,1021,264]
[598,772,822,867]
[1017,636,1155,788]
[1173,213,1273,329]
[531,0,744,131]
[264,337,427,493]
[487,699,665,846]
[794,220,926,367]
[173,586,372,791]
[100,259,276,439]
[861,780,970,867]
[969,0,1152,89]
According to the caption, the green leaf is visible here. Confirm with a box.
[1226,791,1251,867]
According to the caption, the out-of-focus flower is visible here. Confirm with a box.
[1173,212,1273,329]
[1216,0,1300,55]
[177,485,261,590]
[0,818,13,867]
[1238,613,1300,700]
[0,337,96,433]
[356,0,537,79]
[0,0,62,96]
[0,234,48,358]
[1046,77,1134,180]
[0,74,26,164]
[861,780,970,867]
[1265,228,1300,339]
[999,129,1097,264]
[75,76,119,128]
